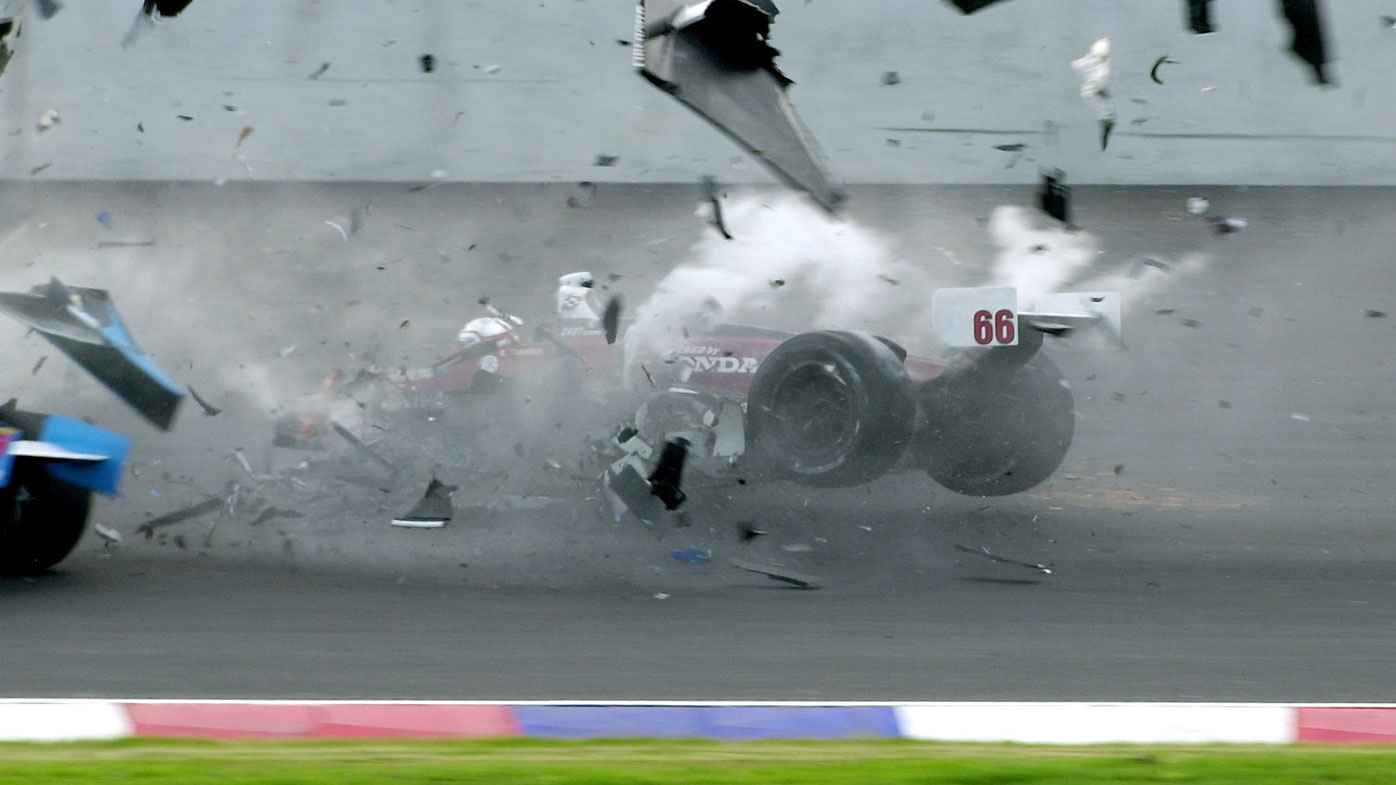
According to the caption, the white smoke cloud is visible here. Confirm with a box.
[629,199,1212,368]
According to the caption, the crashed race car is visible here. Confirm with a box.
[0,278,183,573]
[295,273,1119,523]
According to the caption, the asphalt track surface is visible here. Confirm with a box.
[2,183,1395,702]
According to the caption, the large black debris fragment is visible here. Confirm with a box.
[648,437,689,510]
[0,278,184,430]
[123,0,198,47]
[952,542,1053,574]
[1278,0,1332,85]
[0,16,19,79]
[636,0,845,212]
[391,477,456,528]
[1186,0,1213,33]
[602,295,622,345]
[1037,169,1070,225]
[731,557,821,589]
[144,0,196,16]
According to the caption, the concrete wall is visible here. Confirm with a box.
[1,0,1393,185]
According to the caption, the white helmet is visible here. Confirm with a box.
[457,316,514,347]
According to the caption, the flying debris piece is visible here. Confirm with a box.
[1382,15,1396,31]
[1290,412,1311,422]
[1149,56,1179,85]
[881,70,900,86]
[144,0,196,15]
[135,491,228,537]
[30,355,46,375]
[324,221,349,241]
[943,0,1013,11]
[309,61,331,79]
[593,154,619,167]
[1365,309,1386,319]
[36,109,61,132]
[1278,0,1332,85]
[1205,215,1248,235]
[122,0,197,47]
[391,477,456,528]
[1127,257,1170,279]
[236,126,253,147]
[769,278,785,288]
[186,385,221,417]
[0,278,183,429]
[738,521,767,542]
[602,295,622,345]
[419,53,436,73]
[1186,0,1214,33]
[1071,38,1115,150]
[648,437,689,511]
[31,0,62,19]
[330,421,399,478]
[1185,196,1210,215]
[701,175,733,239]
[636,0,845,212]
[349,207,365,235]
[670,547,712,564]
[993,142,1027,168]
[1037,169,1071,225]
[93,523,121,545]
[96,211,113,230]
[607,462,666,523]
[30,163,52,176]
[952,542,1053,574]
[0,16,19,78]
[248,507,303,527]
[731,557,821,589]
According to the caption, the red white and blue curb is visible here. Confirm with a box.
[1,701,1395,744]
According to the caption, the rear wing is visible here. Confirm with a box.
[0,413,131,496]
[931,286,1122,348]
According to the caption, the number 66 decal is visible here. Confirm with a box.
[972,309,1016,345]
[930,286,1019,347]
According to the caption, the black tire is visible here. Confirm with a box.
[746,331,915,487]
[913,351,1074,496]
[0,460,93,574]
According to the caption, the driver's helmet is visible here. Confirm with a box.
[457,316,514,348]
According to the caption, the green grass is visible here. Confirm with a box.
[0,738,1393,784]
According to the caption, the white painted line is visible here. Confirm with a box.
[894,703,1295,744]
[0,702,133,742]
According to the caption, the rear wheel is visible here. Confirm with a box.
[913,351,1074,496]
[0,461,93,574]
[746,331,915,487]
